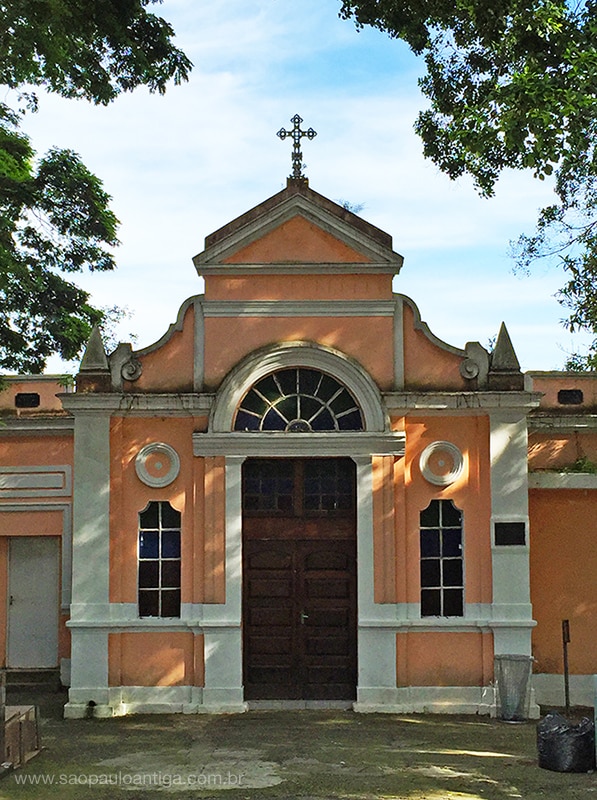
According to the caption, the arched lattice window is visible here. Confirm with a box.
[234,368,364,432]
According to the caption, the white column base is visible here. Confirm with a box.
[533,673,596,709]
[354,685,540,718]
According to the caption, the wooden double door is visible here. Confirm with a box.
[242,458,357,701]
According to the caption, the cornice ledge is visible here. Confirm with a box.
[59,393,214,416]
[0,417,74,434]
[529,413,597,431]
[384,391,542,411]
[529,471,597,489]
[193,431,405,457]
[196,261,399,275]
[202,299,396,317]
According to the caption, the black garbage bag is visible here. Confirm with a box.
[537,711,596,772]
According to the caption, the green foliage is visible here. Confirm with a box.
[0,0,192,105]
[0,0,192,372]
[561,455,597,473]
[0,105,119,372]
[340,0,597,363]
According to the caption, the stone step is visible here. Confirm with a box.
[4,669,61,690]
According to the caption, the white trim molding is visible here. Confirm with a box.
[529,472,597,489]
[193,431,405,458]
[0,465,72,498]
[419,441,464,486]
[202,300,396,317]
[135,443,181,488]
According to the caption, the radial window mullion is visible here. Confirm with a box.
[234,368,364,432]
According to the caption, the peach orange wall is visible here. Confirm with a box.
[402,305,466,391]
[203,317,394,391]
[108,632,204,687]
[204,273,393,301]
[372,456,398,603]
[529,489,597,674]
[222,216,371,264]
[528,432,597,470]
[396,631,494,686]
[0,379,66,412]
[0,435,72,468]
[403,414,493,606]
[531,375,597,408]
[0,509,65,537]
[126,305,194,392]
[109,417,195,605]
[109,417,225,606]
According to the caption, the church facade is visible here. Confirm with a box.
[1,176,596,717]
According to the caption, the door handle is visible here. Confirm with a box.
[9,596,14,606]
[300,611,309,625]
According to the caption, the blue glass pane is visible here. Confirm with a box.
[299,395,323,420]
[442,529,462,557]
[161,503,181,529]
[420,530,440,557]
[330,389,356,414]
[234,410,260,431]
[161,590,181,617]
[298,369,321,395]
[275,396,299,422]
[139,561,159,588]
[421,589,441,616]
[138,590,159,617]
[262,408,287,430]
[241,389,268,415]
[442,559,463,587]
[161,561,181,588]
[276,369,297,396]
[420,501,439,527]
[441,500,462,527]
[337,409,363,430]
[444,589,463,616]
[139,503,159,528]
[420,560,441,587]
[317,374,342,401]
[254,374,280,401]
[310,408,335,431]
[162,531,181,558]
[139,532,159,559]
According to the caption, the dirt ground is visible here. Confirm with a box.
[0,689,595,800]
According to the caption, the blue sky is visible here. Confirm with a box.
[23,0,592,373]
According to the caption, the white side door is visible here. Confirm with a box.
[7,537,59,668]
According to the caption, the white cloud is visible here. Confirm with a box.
[33,0,585,373]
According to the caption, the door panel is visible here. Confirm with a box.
[7,537,60,669]
[243,458,357,701]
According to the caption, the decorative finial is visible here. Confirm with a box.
[277,114,317,181]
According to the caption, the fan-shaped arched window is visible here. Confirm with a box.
[233,368,364,432]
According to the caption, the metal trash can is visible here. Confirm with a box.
[494,654,533,721]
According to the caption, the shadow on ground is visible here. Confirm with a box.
[0,687,595,800]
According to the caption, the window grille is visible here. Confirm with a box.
[419,499,464,617]
[138,501,181,617]
[234,368,363,432]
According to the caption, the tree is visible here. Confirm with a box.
[340,0,597,366]
[0,0,192,372]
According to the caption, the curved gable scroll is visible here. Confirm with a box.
[210,342,388,433]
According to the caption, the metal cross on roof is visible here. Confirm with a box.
[277,114,317,181]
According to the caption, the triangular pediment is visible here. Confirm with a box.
[193,179,403,275]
